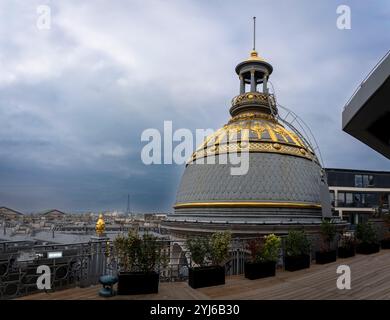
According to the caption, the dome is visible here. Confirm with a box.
[162,43,337,237]
[175,110,323,213]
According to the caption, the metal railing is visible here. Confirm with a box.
[343,50,390,110]
[1,233,339,299]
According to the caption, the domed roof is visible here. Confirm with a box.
[188,110,317,165]
[163,20,343,237]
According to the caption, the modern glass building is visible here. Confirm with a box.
[325,168,390,224]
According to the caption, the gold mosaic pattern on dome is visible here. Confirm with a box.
[188,112,318,164]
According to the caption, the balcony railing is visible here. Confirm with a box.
[0,233,342,299]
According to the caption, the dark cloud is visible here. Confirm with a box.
[0,0,389,213]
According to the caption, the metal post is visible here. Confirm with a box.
[240,75,245,94]
[250,70,256,92]
[263,74,268,93]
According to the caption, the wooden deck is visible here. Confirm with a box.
[18,250,390,300]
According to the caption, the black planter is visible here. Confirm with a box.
[338,247,356,258]
[188,265,225,289]
[244,261,276,280]
[284,254,310,272]
[117,271,159,295]
[381,239,390,249]
[356,242,380,255]
[315,250,337,264]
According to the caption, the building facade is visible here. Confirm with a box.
[0,207,23,221]
[326,168,390,224]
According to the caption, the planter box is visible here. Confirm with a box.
[315,250,337,264]
[284,254,310,272]
[356,243,380,255]
[117,271,159,295]
[338,247,356,258]
[381,239,390,249]
[244,261,276,280]
[188,265,225,289]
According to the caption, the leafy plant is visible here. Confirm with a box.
[209,231,232,265]
[113,230,163,273]
[138,233,163,272]
[246,234,282,263]
[383,214,390,240]
[186,231,232,267]
[262,234,282,262]
[356,222,378,244]
[339,233,356,249]
[186,236,210,267]
[285,230,311,257]
[246,238,264,263]
[114,231,140,272]
[319,219,337,252]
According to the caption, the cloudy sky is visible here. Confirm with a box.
[0,0,389,213]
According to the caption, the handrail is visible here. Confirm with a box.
[267,80,325,168]
[343,50,390,110]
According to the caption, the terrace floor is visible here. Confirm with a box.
[18,250,390,300]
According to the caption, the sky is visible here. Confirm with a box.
[0,0,389,213]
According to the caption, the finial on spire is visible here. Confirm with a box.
[253,16,256,51]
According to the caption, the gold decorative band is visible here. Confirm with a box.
[188,141,317,164]
[174,201,322,209]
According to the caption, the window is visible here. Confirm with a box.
[356,174,375,187]
[361,194,366,205]
[363,175,369,187]
[365,193,377,207]
[338,192,345,206]
[354,194,361,205]
[355,175,363,187]
[346,193,353,206]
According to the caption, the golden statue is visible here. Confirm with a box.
[95,213,105,237]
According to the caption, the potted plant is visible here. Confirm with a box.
[381,214,390,249]
[284,230,311,271]
[338,233,356,258]
[113,230,162,295]
[244,234,281,280]
[315,219,337,264]
[187,231,231,289]
[356,222,380,254]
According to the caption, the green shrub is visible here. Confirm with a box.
[186,231,232,267]
[320,219,337,252]
[356,222,378,244]
[246,234,281,263]
[114,230,141,272]
[261,234,282,262]
[209,231,232,265]
[186,236,210,267]
[285,230,311,257]
[339,233,357,249]
[113,230,163,273]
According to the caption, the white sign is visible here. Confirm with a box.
[47,251,62,259]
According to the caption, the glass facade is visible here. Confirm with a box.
[326,168,390,188]
[333,191,382,208]
[325,168,390,223]
[354,174,374,187]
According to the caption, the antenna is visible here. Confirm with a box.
[253,16,256,51]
